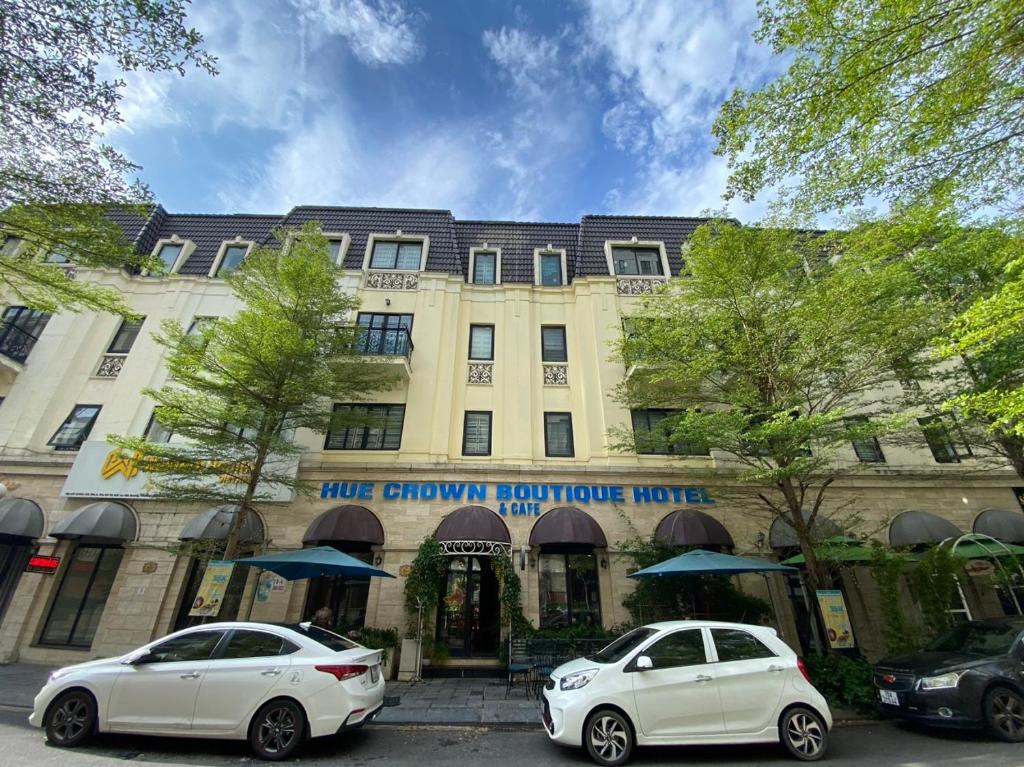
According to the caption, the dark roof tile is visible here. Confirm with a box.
[454,221,579,283]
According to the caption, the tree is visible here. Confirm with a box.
[943,255,1024,437]
[713,0,1024,212]
[839,202,1024,475]
[0,0,216,314]
[615,221,931,596]
[109,224,395,560]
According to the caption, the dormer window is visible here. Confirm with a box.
[213,243,249,277]
[534,247,567,286]
[1,236,23,256]
[157,243,184,271]
[612,246,664,276]
[370,240,422,270]
[326,239,344,264]
[45,250,70,264]
[469,247,500,285]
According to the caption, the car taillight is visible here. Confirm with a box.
[797,657,812,684]
[315,664,368,681]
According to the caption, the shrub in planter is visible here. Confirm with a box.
[803,654,878,716]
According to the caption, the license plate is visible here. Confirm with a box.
[370,665,379,683]
[879,690,899,706]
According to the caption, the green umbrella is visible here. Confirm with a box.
[945,540,1024,559]
[781,536,893,566]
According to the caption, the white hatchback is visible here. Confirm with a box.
[541,621,832,765]
[29,621,385,761]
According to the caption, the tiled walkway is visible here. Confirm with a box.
[0,664,541,726]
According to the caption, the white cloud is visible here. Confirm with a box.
[295,0,425,67]
[223,108,483,214]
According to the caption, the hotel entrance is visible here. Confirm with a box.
[433,505,510,660]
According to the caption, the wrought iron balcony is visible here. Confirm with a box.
[0,323,40,364]
[352,326,413,377]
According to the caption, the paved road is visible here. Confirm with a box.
[0,707,1021,766]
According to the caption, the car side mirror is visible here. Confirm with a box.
[635,655,653,671]
[123,650,153,666]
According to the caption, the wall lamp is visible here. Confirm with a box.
[600,558,608,569]
[374,555,383,566]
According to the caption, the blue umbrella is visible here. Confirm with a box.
[233,546,394,580]
[629,548,796,578]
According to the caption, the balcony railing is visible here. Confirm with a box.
[354,326,413,363]
[0,323,40,364]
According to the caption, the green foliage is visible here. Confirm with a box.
[528,623,618,641]
[911,546,963,639]
[803,654,878,716]
[713,0,1024,211]
[869,544,917,655]
[403,536,447,638]
[618,532,771,626]
[615,220,929,591]
[1,1,215,314]
[108,223,394,558]
[492,554,533,637]
[349,626,399,652]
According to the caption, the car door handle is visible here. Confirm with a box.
[694,674,712,683]
[180,671,201,679]
[261,669,282,677]
[767,665,785,673]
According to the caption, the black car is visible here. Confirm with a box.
[874,617,1024,741]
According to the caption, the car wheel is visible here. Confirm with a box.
[249,699,306,761]
[584,709,633,767]
[44,690,96,748]
[985,686,1024,742]
[780,706,828,761]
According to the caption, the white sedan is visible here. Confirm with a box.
[542,621,832,765]
[29,621,385,760]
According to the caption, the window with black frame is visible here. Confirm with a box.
[611,246,664,276]
[469,325,494,360]
[631,409,710,456]
[0,306,50,363]
[919,415,971,463]
[39,545,124,647]
[173,553,251,631]
[541,326,567,362]
[356,313,412,356]
[48,404,101,451]
[107,317,145,355]
[303,550,373,632]
[325,404,405,450]
[462,411,492,456]
[544,412,574,457]
[538,552,601,628]
[845,415,886,463]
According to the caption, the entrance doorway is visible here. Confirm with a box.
[437,556,499,657]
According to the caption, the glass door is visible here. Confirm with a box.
[437,556,500,657]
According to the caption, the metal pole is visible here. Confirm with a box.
[413,596,424,684]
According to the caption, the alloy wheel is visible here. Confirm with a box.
[51,696,90,744]
[589,715,628,764]
[257,705,297,755]
[991,691,1024,740]
[785,711,825,758]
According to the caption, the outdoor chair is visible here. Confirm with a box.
[530,639,556,699]
[506,637,532,698]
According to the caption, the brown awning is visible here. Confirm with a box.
[655,509,734,549]
[529,507,607,548]
[974,509,1024,544]
[889,510,962,548]
[303,505,385,546]
[436,506,510,544]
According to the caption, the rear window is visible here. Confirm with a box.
[927,622,1022,657]
[283,623,359,652]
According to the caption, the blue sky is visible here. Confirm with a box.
[108,0,786,222]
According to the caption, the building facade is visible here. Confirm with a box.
[0,205,1020,668]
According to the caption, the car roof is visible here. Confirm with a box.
[643,620,777,632]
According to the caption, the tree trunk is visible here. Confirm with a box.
[223,447,271,561]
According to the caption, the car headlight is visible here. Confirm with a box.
[919,672,963,690]
[47,668,72,684]
[559,669,598,691]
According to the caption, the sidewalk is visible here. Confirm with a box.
[0,663,542,725]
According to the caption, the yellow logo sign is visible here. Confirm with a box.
[101,449,142,480]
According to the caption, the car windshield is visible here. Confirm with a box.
[587,628,657,664]
[926,622,1021,657]
[281,623,359,652]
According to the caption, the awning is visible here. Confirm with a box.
[303,505,385,546]
[529,507,607,548]
[655,509,734,549]
[973,509,1024,544]
[0,497,44,539]
[436,506,510,544]
[782,536,888,566]
[181,505,264,544]
[769,515,842,550]
[889,510,962,548]
[50,501,137,544]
